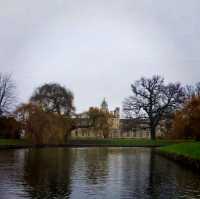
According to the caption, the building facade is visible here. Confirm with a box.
[71,99,165,138]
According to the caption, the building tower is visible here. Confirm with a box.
[101,98,108,112]
[114,107,120,118]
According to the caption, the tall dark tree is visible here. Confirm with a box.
[0,73,16,115]
[123,75,185,139]
[30,83,75,116]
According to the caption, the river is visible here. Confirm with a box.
[0,147,200,199]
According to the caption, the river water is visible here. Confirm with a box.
[0,147,200,199]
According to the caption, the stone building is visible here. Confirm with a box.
[71,99,165,138]
[119,118,150,138]
[71,99,121,138]
[100,98,120,131]
[119,118,166,138]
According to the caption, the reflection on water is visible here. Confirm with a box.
[0,147,200,199]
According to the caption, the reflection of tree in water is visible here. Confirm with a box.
[147,150,200,199]
[23,148,74,199]
[118,149,174,199]
[0,150,28,198]
[117,148,200,199]
[118,148,151,199]
[81,148,109,185]
[0,148,200,199]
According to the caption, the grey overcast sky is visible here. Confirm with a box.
[0,0,200,112]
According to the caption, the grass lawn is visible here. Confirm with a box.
[0,138,183,148]
[68,138,182,147]
[0,139,29,146]
[159,142,200,160]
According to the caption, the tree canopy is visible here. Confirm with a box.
[184,82,200,99]
[87,107,113,138]
[16,103,73,144]
[30,83,75,116]
[123,75,185,139]
[172,96,200,140]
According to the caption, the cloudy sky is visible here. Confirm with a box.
[0,0,200,112]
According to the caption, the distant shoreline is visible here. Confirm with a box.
[0,138,180,150]
[0,144,163,150]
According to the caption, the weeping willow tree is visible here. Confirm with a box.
[16,103,74,144]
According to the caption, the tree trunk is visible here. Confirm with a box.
[150,126,156,140]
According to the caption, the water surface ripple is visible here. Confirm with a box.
[0,147,200,199]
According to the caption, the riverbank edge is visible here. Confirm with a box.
[156,149,200,172]
[0,138,182,150]
[0,143,168,150]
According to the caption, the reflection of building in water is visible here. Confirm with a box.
[71,99,165,138]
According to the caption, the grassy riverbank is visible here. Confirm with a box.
[0,138,182,149]
[159,142,200,160]
[67,138,181,147]
[0,139,29,146]
[0,139,31,149]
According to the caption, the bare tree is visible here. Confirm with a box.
[195,82,200,96]
[30,83,75,116]
[0,73,16,115]
[184,85,196,99]
[184,82,200,100]
[123,75,185,139]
